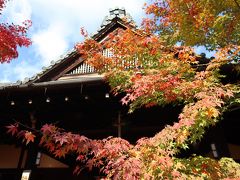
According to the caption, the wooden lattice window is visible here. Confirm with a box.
[68,62,95,75]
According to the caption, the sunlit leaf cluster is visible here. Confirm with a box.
[144,0,240,50]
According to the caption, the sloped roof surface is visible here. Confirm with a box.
[0,7,135,89]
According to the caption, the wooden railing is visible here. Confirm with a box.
[67,49,156,75]
[68,62,95,75]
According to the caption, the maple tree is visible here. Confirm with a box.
[143,0,240,50]
[0,0,31,63]
[6,0,240,179]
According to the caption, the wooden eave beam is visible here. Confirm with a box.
[51,57,84,81]
[29,51,80,83]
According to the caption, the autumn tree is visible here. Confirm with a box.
[0,0,31,63]
[7,0,240,179]
[143,0,240,49]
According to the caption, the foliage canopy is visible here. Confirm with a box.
[0,0,31,63]
[144,0,240,50]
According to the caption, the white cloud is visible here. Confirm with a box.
[32,23,69,65]
[2,0,32,25]
[30,0,146,66]
[0,0,146,82]
[13,61,39,81]
[0,60,39,82]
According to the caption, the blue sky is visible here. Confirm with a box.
[0,0,214,83]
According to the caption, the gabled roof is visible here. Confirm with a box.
[92,7,136,41]
[18,7,137,86]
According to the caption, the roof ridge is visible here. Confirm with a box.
[91,7,136,38]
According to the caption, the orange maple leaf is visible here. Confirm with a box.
[206,108,219,118]
[24,131,36,145]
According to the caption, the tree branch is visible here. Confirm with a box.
[233,0,240,10]
[193,59,235,67]
[228,106,240,112]
[12,119,41,133]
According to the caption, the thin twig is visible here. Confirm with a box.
[233,0,240,10]
[12,119,41,133]
[228,106,240,112]
[193,59,236,67]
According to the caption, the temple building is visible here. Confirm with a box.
[0,8,239,180]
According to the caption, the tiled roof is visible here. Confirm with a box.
[0,7,135,87]
[91,7,136,37]
[0,49,78,88]
[25,48,77,84]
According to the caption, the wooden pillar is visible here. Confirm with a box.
[113,111,125,138]
[17,146,26,169]
[117,111,121,137]
[209,124,230,158]
[24,112,39,179]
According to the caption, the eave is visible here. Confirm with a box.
[0,76,104,93]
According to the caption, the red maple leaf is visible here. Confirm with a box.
[54,135,69,145]
[54,149,66,158]
[41,124,55,134]
[0,1,31,63]
[121,95,130,105]
[44,141,55,152]
[6,123,18,136]
[76,154,85,161]
[16,130,26,139]
[73,165,82,175]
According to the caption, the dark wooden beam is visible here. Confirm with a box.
[51,57,84,81]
